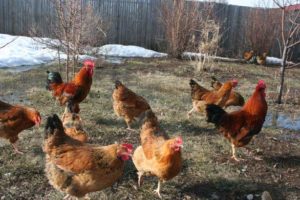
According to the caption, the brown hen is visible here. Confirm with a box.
[133,110,182,199]
[0,100,41,154]
[44,114,133,199]
[113,80,151,130]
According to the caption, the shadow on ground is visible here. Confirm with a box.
[181,178,298,200]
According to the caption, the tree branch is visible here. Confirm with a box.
[273,0,285,9]
[281,9,286,46]
[287,39,300,48]
[0,36,19,49]
[286,62,300,69]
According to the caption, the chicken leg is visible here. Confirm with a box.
[153,180,162,199]
[124,118,136,132]
[187,107,196,118]
[63,194,71,200]
[11,143,24,154]
[231,143,243,162]
[137,171,144,187]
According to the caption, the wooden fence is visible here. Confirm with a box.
[0,0,164,49]
[0,0,287,58]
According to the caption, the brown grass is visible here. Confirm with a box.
[0,59,299,200]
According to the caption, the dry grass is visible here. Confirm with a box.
[0,59,299,200]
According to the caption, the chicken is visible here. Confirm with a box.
[61,105,88,143]
[243,50,255,61]
[132,110,182,199]
[210,76,223,90]
[257,52,268,65]
[188,79,238,118]
[0,100,41,154]
[113,80,151,130]
[46,60,95,113]
[210,76,245,108]
[206,80,268,161]
[43,114,133,199]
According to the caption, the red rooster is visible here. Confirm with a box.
[206,80,268,161]
[46,60,95,113]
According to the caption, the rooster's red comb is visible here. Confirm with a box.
[257,80,266,88]
[258,80,265,85]
[175,136,183,145]
[84,59,95,68]
[122,143,133,151]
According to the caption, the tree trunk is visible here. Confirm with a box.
[276,46,287,104]
[58,47,61,73]
[66,46,70,82]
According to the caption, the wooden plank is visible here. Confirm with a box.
[0,0,298,59]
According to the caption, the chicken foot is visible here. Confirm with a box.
[153,180,162,199]
[63,194,72,200]
[243,147,263,161]
[63,194,90,200]
[11,143,24,155]
[231,144,243,162]
[125,120,137,132]
[187,107,196,118]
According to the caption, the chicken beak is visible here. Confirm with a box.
[126,152,133,157]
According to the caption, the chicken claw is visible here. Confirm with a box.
[187,108,195,119]
[63,194,71,200]
[12,143,24,155]
[253,156,263,161]
[244,147,263,161]
[83,194,90,200]
[230,144,244,162]
[126,126,138,134]
[231,155,244,162]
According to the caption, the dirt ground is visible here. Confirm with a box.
[0,58,299,200]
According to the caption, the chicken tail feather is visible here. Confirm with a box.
[115,80,122,89]
[189,79,197,87]
[46,71,63,90]
[206,104,226,126]
[211,76,218,81]
[45,114,64,138]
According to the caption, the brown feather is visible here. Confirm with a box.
[113,81,151,126]
[0,100,40,144]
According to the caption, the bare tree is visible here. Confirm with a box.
[31,0,107,81]
[273,0,300,104]
[195,2,223,71]
[160,0,202,58]
[245,6,281,55]
[160,0,225,59]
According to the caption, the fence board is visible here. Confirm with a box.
[0,0,294,58]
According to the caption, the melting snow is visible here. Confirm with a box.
[95,44,167,58]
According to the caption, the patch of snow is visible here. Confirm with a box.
[0,34,94,69]
[266,57,283,65]
[184,52,294,66]
[247,194,254,200]
[183,52,242,62]
[96,44,167,58]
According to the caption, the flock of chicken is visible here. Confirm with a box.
[0,59,268,199]
[244,50,268,65]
